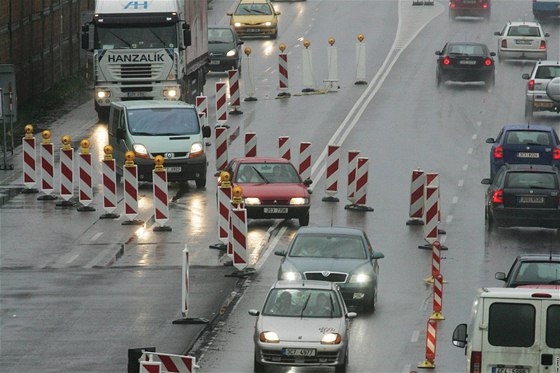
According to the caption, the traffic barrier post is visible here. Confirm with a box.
[430,273,445,320]
[209,171,231,251]
[345,156,374,211]
[418,319,438,369]
[243,47,257,101]
[195,95,208,128]
[355,34,367,85]
[152,155,172,232]
[346,150,360,204]
[215,126,228,171]
[140,352,199,373]
[277,43,291,98]
[122,151,143,225]
[140,361,161,373]
[407,169,425,225]
[322,144,340,202]
[228,69,243,115]
[302,39,316,93]
[231,186,248,271]
[278,136,291,161]
[37,130,57,201]
[77,139,96,212]
[424,241,441,284]
[100,145,120,219]
[215,81,228,127]
[21,124,38,194]
[56,135,74,207]
[245,132,257,157]
[324,37,339,92]
[419,185,438,249]
[298,142,312,182]
[426,171,445,234]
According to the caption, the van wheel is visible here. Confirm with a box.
[195,178,206,189]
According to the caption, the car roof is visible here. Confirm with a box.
[503,164,558,172]
[239,0,271,4]
[447,42,488,47]
[516,253,560,262]
[535,60,560,66]
[112,100,195,110]
[272,280,337,291]
[294,226,365,236]
[506,21,541,27]
[501,124,554,132]
[480,287,560,299]
[233,157,291,164]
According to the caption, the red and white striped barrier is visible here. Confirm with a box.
[245,132,257,157]
[100,146,119,219]
[243,48,257,101]
[424,241,442,284]
[346,157,374,211]
[215,126,228,171]
[230,204,248,270]
[37,131,56,201]
[278,136,291,161]
[302,39,316,93]
[140,352,198,373]
[355,34,367,85]
[430,273,445,320]
[140,361,161,373]
[298,142,311,181]
[22,125,38,193]
[421,185,439,246]
[209,176,231,250]
[407,169,425,225]
[215,82,228,126]
[77,140,95,212]
[152,156,171,232]
[228,69,242,115]
[57,136,74,207]
[417,319,437,368]
[322,145,340,202]
[173,246,210,324]
[346,150,360,204]
[195,95,208,128]
[122,152,143,225]
[277,43,291,98]
[426,172,440,223]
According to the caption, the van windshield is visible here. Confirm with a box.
[127,108,200,136]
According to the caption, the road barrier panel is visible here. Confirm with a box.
[228,69,243,115]
[140,361,161,373]
[418,319,438,368]
[152,156,172,232]
[346,150,360,204]
[430,273,445,320]
[100,145,120,219]
[77,139,96,212]
[21,124,38,194]
[122,151,143,225]
[324,38,339,92]
[56,135,74,208]
[195,95,208,128]
[426,171,445,234]
[231,186,248,271]
[322,144,340,202]
[345,156,374,211]
[278,136,291,161]
[243,47,257,101]
[298,142,312,182]
[37,130,57,201]
[424,241,441,284]
[245,132,257,157]
[215,126,228,171]
[355,34,367,85]
[215,81,228,127]
[419,185,438,249]
[407,169,425,225]
[277,43,291,98]
[302,40,316,93]
[140,351,199,373]
[209,172,232,251]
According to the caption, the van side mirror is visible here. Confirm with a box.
[183,24,192,48]
[303,178,312,186]
[81,24,90,51]
[202,125,211,138]
[452,323,467,348]
[116,128,126,140]
[274,249,286,256]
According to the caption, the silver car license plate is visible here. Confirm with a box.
[517,152,539,158]
[264,207,288,214]
[518,196,544,204]
[167,167,182,173]
[515,40,532,45]
[492,367,528,373]
[282,348,316,357]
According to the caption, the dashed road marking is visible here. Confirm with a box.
[411,330,419,343]
[458,179,464,187]
[446,215,453,224]
[90,232,103,241]
[467,148,473,155]
[452,196,459,204]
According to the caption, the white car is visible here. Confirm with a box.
[494,21,549,62]
[522,60,560,120]
[249,280,357,373]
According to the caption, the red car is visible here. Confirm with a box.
[449,0,491,20]
[221,157,312,226]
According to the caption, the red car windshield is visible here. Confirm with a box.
[236,163,300,183]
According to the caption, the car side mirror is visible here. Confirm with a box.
[116,128,126,140]
[346,312,358,319]
[545,33,550,37]
[274,10,281,15]
[493,31,501,36]
[371,251,384,260]
[227,12,233,16]
[248,309,260,316]
[274,249,286,256]
[435,51,441,55]
[481,178,491,185]
[486,137,495,143]
[238,41,244,45]
[490,52,496,56]
[452,323,468,348]
[495,272,506,281]
[303,178,312,186]
[522,73,530,80]
[202,125,211,138]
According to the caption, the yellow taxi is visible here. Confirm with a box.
[227,0,280,39]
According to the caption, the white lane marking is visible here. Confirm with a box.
[440,235,447,245]
[467,148,473,155]
[255,226,288,272]
[477,121,482,127]
[458,179,464,187]
[446,215,453,224]
[66,254,79,264]
[402,365,412,373]
[463,164,469,171]
[452,196,459,204]
[410,330,420,343]
[472,134,478,140]
[84,247,113,268]
[90,232,103,241]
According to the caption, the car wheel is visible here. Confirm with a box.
[195,177,206,189]
[254,351,266,373]
[335,348,348,373]
[299,213,310,226]
[271,30,278,40]
[362,291,376,314]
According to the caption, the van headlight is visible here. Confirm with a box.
[96,89,110,99]
[189,142,204,158]
[133,144,150,159]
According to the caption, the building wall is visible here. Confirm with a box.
[0,0,95,105]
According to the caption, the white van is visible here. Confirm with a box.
[108,100,211,188]
[452,287,560,373]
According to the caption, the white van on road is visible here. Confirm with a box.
[452,287,560,373]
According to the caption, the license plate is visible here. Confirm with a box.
[246,28,260,33]
[209,60,220,65]
[462,0,476,3]
[518,196,544,204]
[263,207,288,214]
[517,152,540,158]
[459,60,477,65]
[535,102,553,108]
[492,367,529,373]
[515,40,532,45]
[127,92,145,97]
[167,167,182,173]
[282,348,316,357]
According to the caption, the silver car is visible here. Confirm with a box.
[249,280,356,373]
[522,60,560,120]
[275,226,384,313]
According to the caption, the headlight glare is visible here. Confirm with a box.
[321,333,342,344]
[133,144,150,159]
[265,22,272,26]
[289,197,308,205]
[281,272,302,281]
[226,49,237,57]
[350,274,371,283]
[234,22,241,27]
[244,197,261,205]
[259,331,279,343]
[189,142,204,158]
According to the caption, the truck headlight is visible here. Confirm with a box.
[350,274,371,283]
[189,142,204,158]
[163,87,179,98]
[133,144,150,159]
[244,197,261,205]
[259,331,279,343]
[289,197,308,205]
[226,49,237,57]
[96,89,110,99]
[281,272,301,281]
[321,333,342,344]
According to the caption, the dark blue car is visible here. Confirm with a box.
[486,124,560,179]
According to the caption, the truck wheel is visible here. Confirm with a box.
[195,177,206,189]
[95,103,109,122]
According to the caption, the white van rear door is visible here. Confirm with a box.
[539,300,560,373]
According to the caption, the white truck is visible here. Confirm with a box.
[81,0,208,120]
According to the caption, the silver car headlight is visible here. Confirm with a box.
[350,274,371,283]
[259,331,279,343]
[321,333,342,344]
[226,49,237,57]
[289,197,308,205]
[244,197,261,205]
[281,271,302,281]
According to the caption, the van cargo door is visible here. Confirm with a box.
[539,301,560,373]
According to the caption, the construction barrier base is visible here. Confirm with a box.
[77,205,96,212]
[153,225,172,232]
[406,218,424,226]
[122,219,144,226]
[100,213,120,219]
[417,360,435,369]
[344,203,374,212]
[322,196,340,202]
[276,92,291,99]
[302,88,316,93]
[172,317,209,325]
[244,96,258,102]
[37,194,57,201]
[438,228,446,235]
[22,188,39,194]
[225,267,256,278]
[215,123,230,129]
[418,244,448,251]
[355,80,368,85]
[56,200,74,208]
[424,275,449,285]
[229,108,243,115]
[429,311,445,320]
[209,242,227,250]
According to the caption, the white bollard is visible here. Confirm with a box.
[21,124,38,193]
[100,145,119,219]
[324,37,339,92]
[215,126,228,171]
[57,135,74,207]
[277,43,291,98]
[245,132,257,157]
[346,150,360,204]
[195,95,208,128]
[215,81,228,127]
[243,48,258,102]
[355,34,367,85]
[228,69,243,115]
[278,136,291,161]
[345,157,374,211]
[298,142,312,181]
[37,130,57,201]
[322,144,340,202]
[302,39,316,93]
[122,151,143,225]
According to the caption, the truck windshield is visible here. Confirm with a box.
[95,24,177,49]
[127,108,200,136]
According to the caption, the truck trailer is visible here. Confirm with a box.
[81,0,209,120]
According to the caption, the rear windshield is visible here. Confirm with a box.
[547,305,560,348]
[507,26,541,37]
[127,108,200,136]
[505,131,551,146]
[488,302,535,347]
[447,44,486,56]
[505,172,558,189]
[536,66,560,79]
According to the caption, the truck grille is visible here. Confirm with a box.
[111,63,164,79]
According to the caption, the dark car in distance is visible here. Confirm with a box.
[495,254,560,287]
[482,164,560,230]
[208,26,244,72]
[436,42,496,88]
[449,0,491,20]
[486,124,560,179]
